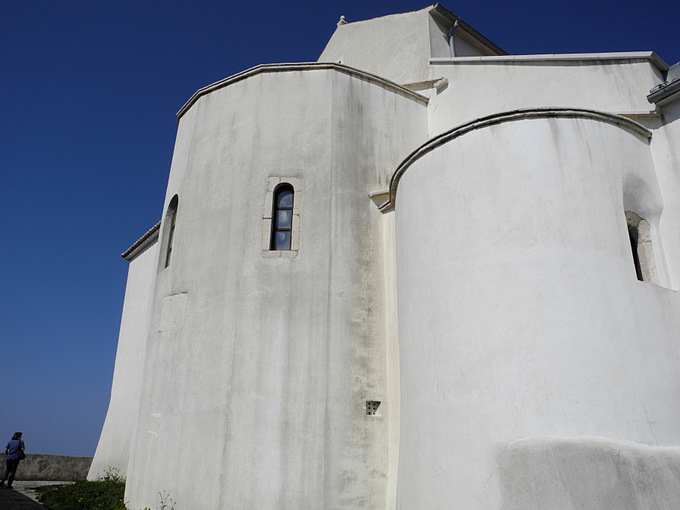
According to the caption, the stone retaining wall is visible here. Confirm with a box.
[13,454,93,481]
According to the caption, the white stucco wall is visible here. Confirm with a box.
[393,113,680,508]
[120,66,426,510]
[426,57,665,135]
[319,7,433,86]
[89,240,158,479]
[649,98,680,289]
[90,5,680,508]
[318,6,502,88]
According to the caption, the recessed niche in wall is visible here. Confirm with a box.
[366,401,381,416]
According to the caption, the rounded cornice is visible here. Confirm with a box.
[176,62,428,121]
[379,107,652,212]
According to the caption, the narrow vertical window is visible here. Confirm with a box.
[627,222,643,281]
[164,195,179,268]
[270,184,294,250]
[262,177,301,257]
[625,211,658,284]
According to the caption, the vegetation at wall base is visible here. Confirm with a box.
[36,479,126,510]
[35,470,176,510]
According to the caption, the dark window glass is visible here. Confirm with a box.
[277,210,292,229]
[164,196,178,268]
[274,231,291,250]
[278,190,293,208]
[628,224,643,281]
[271,185,294,250]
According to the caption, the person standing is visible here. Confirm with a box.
[1,432,25,489]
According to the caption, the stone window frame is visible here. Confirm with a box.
[262,177,301,258]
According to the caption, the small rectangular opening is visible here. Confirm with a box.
[366,401,381,416]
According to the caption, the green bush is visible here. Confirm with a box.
[36,478,126,510]
[35,469,176,510]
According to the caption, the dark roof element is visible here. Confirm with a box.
[122,221,160,261]
[648,77,680,106]
[431,4,508,56]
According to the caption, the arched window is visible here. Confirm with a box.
[163,195,179,268]
[270,184,294,250]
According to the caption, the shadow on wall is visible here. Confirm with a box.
[499,437,680,510]
[15,455,93,481]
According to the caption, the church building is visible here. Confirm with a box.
[90,5,680,508]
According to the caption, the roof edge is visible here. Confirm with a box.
[431,51,668,70]
[647,78,680,106]
[380,107,652,212]
[431,4,508,56]
[122,221,160,261]
[176,62,429,121]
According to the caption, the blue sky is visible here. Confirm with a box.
[2,1,678,457]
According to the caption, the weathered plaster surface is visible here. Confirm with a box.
[499,437,680,509]
[426,58,664,136]
[394,115,680,508]
[89,241,158,479]
[112,67,425,510]
[91,4,680,509]
[319,7,433,86]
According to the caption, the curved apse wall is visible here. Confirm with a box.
[121,65,427,510]
[392,110,680,508]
